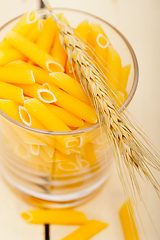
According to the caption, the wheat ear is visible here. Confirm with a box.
[42,1,160,199]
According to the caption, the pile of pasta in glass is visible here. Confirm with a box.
[0,10,130,188]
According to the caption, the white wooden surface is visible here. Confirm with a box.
[0,0,160,239]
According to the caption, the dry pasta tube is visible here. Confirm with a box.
[0,100,22,122]
[35,17,57,53]
[82,142,97,166]
[0,48,27,66]
[25,20,42,43]
[44,104,84,128]
[119,199,139,240]
[0,82,24,104]
[55,141,72,155]
[21,209,88,225]
[120,64,131,91]
[42,144,55,158]
[88,22,110,48]
[0,11,38,50]
[61,220,108,240]
[24,98,71,132]
[50,31,67,72]
[17,83,57,104]
[105,45,122,93]
[6,31,63,72]
[49,72,90,105]
[13,124,47,146]
[94,33,111,73]
[6,60,52,85]
[0,67,35,84]
[76,122,96,147]
[45,83,97,124]
[53,150,67,162]
[75,20,90,43]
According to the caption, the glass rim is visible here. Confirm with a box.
[0,7,139,136]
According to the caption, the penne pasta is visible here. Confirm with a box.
[6,31,63,72]
[119,200,139,240]
[45,83,97,124]
[105,45,122,93]
[39,147,54,163]
[120,64,131,91]
[21,209,88,225]
[82,142,97,166]
[95,33,110,73]
[30,144,40,156]
[26,20,42,43]
[42,145,55,158]
[0,81,24,104]
[75,20,90,43]
[48,72,90,105]
[17,83,57,103]
[0,11,38,51]
[61,220,108,240]
[53,150,67,162]
[6,60,52,85]
[55,141,71,155]
[44,104,84,128]
[24,98,71,132]
[0,48,27,66]
[0,67,35,84]
[0,100,22,122]
[35,17,57,53]
[88,22,110,48]
[50,31,67,72]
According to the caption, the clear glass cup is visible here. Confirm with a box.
[0,8,138,208]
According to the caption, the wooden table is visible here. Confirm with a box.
[0,0,160,239]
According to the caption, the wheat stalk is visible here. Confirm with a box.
[42,0,160,199]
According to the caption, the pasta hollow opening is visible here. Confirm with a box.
[27,11,38,24]
[66,139,78,148]
[30,144,40,155]
[38,89,57,103]
[46,61,64,73]
[19,106,31,127]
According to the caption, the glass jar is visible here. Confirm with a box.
[0,8,138,208]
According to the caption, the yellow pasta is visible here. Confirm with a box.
[95,33,111,73]
[17,83,57,103]
[55,141,71,155]
[45,83,97,124]
[50,31,67,72]
[26,20,42,43]
[30,144,40,156]
[0,11,38,50]
[14,125,47,146]
[45,104,84,128]
[0,48,27,66]
[21,209,88,225]
[120,64,131,91]
[6,31,63,72]
[53,150,67,162]
[35,17,57,53]
[88,22,109,48]
[0,67,35,84]
[75,20,89,43]
[82,142,97,165]
[42,145,55,158]
[19,106,32,127]
[105,45,122,92]
[77,122,96,147]
[119,200,139,240]
[39,147,54,163]
[48,72,90,105]
[0,81,24,104]
[61,220,108,240]
[24,98,71,132]
[0,100,22,122]
[6,60,52,84]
